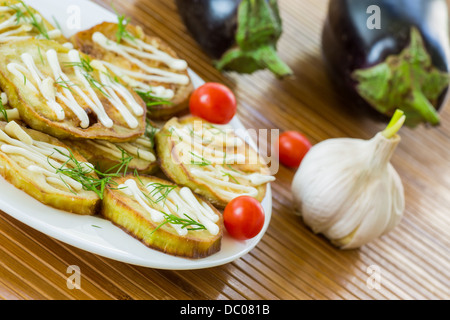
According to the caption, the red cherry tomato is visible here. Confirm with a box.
[223,196,265,240]
[189,82,237,124]
[278,131,312,167]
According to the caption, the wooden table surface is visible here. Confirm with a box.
[0,0,449,300]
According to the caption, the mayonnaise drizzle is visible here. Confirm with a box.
[6,48,144,129]
[92,31,190,99]
[118,179,220,236]
[86,138,156,162]
[170,122,275,202]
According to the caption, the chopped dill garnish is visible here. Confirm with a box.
[14,1,50,39]
[52,15,62,31]
[145,182,177,205]
[0,96,8,122]
[150,212,206,235]
[144,120,158,147]
[64,57,110,97]
[115,11,135,43]
[135,90,172,109]
[222,171,240,184]
[55,77,76,93]
[190,151,212,167]
[49,147,133,199]
[37,46,45,65]
[64,56,94,72]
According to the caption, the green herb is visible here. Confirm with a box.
[49,147,133,199]
[222,171,240,184]
[37,46,45,65]
[103,147,133,176]
[52,15,62,31]
[116,12,135,43]
[64,57,110,97]
[145,182,176,205]
[64,56,94,72]
[11,4,24,24]
[15,1,50,39]
[0,96,8,122]
[190,151,211,167]
[135,90,172,109]
[150,212,206,235]
[55,77,76,93]
[144,120,158,147]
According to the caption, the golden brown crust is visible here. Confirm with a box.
[70,21,194,121]
[0,39,147,142]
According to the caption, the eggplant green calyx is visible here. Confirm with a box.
[215,0,293,79]
[352,28,449,127]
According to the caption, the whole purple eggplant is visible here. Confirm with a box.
[175,0,292,78]
[322,0,450,127]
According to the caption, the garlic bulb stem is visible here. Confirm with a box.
[382,109,406,139]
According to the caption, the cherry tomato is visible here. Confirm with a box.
[223,196,265,240]
[278,131,312,168]
[189,82,237,124]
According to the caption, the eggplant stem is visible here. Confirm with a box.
[259,45,293,78]
[409,90,441,126]
[382,109,406,139]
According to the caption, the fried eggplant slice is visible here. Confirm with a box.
[0,121,100,215]
[102,175,223,258]
[0,39,147,141]
[0,0,67,44]
[155,116,275,208]
[64,127,158,175]
[71,21,194,120]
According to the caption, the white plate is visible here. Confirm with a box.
[0,0,272,270]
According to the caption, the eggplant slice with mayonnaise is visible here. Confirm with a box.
[0,0,67,44]
[71,21,194,121]
[0,39,147,141]
[0,121,100,215]
[155,116,275,208]
[102,175,223,258]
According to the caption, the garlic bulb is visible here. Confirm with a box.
[292,110,406,249]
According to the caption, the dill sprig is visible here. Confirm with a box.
[144,120,158,147]
[14,1,50,39]
[132,171,207,234]
[0,95,8,122]
[145,182,177,205]
[115,12,135,43]
[222,171,240,184]
[135,90,172,109]
[64,57,110,97]
[55,77,76,93]
[49,147,133,199]
[150,212,206,235]
[190,151,212,167]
